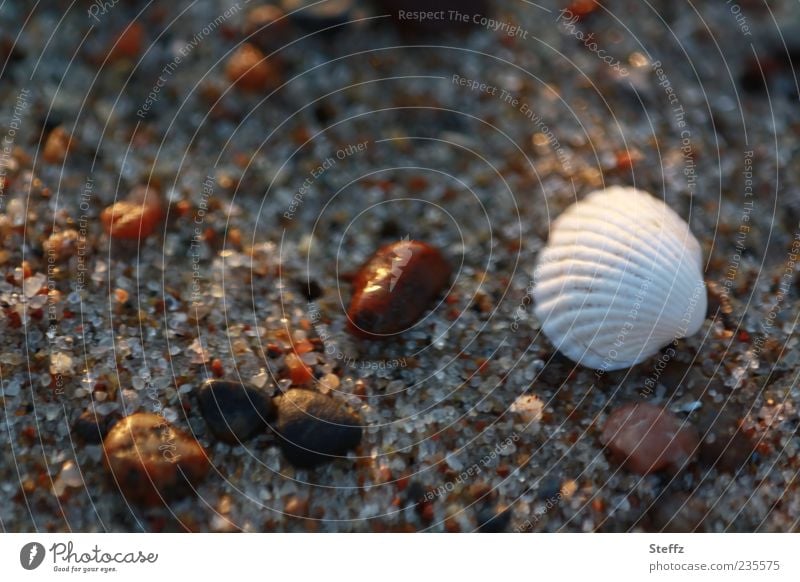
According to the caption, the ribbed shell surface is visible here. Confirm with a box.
[533,187,707,370]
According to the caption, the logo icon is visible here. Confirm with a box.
[20,542,45,570]
[389,236,413,292]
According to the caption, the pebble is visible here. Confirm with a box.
[43,229,80,261]
[347,240,451,339]
[100,186,162,240]
[274,389,363,468]
[225,43,282,92]
[73,409,118,444]
[197,379,275,444]
[108,21,144,62]
[476,504,512,532]
[600,403,699,475]
[102,413,210,506]
[42,126,73,164]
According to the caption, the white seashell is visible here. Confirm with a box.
[533,186,707,371]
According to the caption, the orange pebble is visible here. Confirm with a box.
[109,21,144,61]
[285,352,313,386]
[43,127,73,164]
[101,186,162,241]
[225,43,280,92]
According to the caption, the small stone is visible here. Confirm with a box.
[52,461,83,497]
[696,408,754,473]
[100,186,163,240]
[103,413,210,506]
[108,21,144,62]
[476,504,512,533]
[42,126,73,164]
[43,229,80,261]
[600,403,699,475]
[285,352,314,386]
[347,239,451,339]
[73,410,118,444]
[318,373,340,394]
[197,379,275,444]
[510,394,543,425]
[274,389,362,468]
[225,43,281,92]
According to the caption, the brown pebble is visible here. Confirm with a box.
[226,43,281,92]
[108,21,144,62]
[42,126,73,164]
[44,229,80,261]
[100,186,163,241]
[347,239,451,339]
[103,413,210,507]
[284,496,310,517]
[600,403,699,475]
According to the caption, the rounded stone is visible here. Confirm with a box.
[197,379,275,444]
[600,403,699,475]
[274,389,363,468]
[103,413,210,507]
[347,239,451,339]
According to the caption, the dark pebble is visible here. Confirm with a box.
[696,408,754,473]
[73,410,119,444]
[197,379,276,444]
[347,239,451,339]
[103,413,210,507]
[274,389,362,468]
[476,504,511,533]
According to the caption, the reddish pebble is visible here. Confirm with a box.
[600,403,699,475]
[225,43,281,92]
[211,358,224,378]
[347,239,451,339]
[285,352,313,385]
[103,413,210,507]
[109,21,144,61]
[101,186,162,240]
